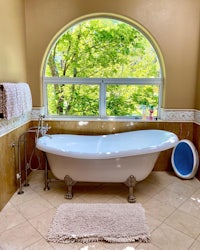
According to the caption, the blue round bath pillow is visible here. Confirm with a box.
[171,140,199,179]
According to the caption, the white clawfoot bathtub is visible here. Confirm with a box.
[36,129,178,202]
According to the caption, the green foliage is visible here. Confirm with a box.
[106,85,158,116]
[45,18,161,117]
[47,84,99,115]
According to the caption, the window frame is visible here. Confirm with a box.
[42,15,164,121]
[43,76,163,120]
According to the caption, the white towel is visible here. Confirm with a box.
[17,83,33,115]
[0,82,32,120]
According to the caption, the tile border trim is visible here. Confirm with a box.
[160,109,200,124]
[31,108,200,123]
[160,108,194,122]
[31,107,46,120]
[31,107,200,123]
[0,112,31,137]
[194,109,200,125]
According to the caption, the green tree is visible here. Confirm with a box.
[45,18,160,116]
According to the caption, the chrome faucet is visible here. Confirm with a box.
[36,115,51,139]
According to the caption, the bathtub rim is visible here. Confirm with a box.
[36,129,179,160]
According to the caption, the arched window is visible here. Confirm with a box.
[43,17,163,120]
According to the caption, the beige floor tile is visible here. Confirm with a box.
[24,238,54,250]
[79,183,128,203]
[143,198,175,221]
[164,210,200,239]
[197,234,200,241]
[37,180,66,194]
[135,181,164,197]
[51,242,106,250]
[27,172,47,192]
[30,182,48,193]
[10,187,41,206]
[16,196,53,219]
[145,171,176,187]
[0,206,26,233]
[105,196,128,203]
[166,181,197,197]
[80,192,116,203]
[82,242,112,250]
[99,183,129,201]
[178,191,200,219]
[151,223,194,250]
[29,208,56,237]
[153,188,187,208]
[189,240,200,250]
[136,242,161,249]
[1,171,200,250]
[39,189,68,206]
[145,214,162,233]
[113,193,131,203]
[192,187,200,198]
[39,181,91,207]
[49,242,78,250]
[102,242,139,250]
[0,221,42,250]
[133,190,153,203]
[28,170,44,182]
[171,176,200,190]
[97,183,128,193]
[42,191,86,207]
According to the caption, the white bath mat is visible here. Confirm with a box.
[46,203,150,244]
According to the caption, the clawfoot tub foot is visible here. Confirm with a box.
[64,175,76,199]
[125,175,137,203]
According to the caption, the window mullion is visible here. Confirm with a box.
[99,80,106,118]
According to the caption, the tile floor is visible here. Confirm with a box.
[0,170,200,250]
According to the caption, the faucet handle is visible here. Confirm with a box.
[39,114,45,119]
[45,123,51,131]
[40,122,51,136]
[46,123,51,130]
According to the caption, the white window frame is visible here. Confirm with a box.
[43,76,163,120]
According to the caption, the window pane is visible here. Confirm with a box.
[47,84,99,116]
[106,85,159,118]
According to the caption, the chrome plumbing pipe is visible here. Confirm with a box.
[13,116,50,194]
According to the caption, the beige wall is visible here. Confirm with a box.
[24,0,200,109]
[195,32,200,109]
[0,0,28,210]
[0,0,199,108]
[0,0,27,82]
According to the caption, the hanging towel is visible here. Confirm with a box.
[17,83,32,114]
[0,82,32,120]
